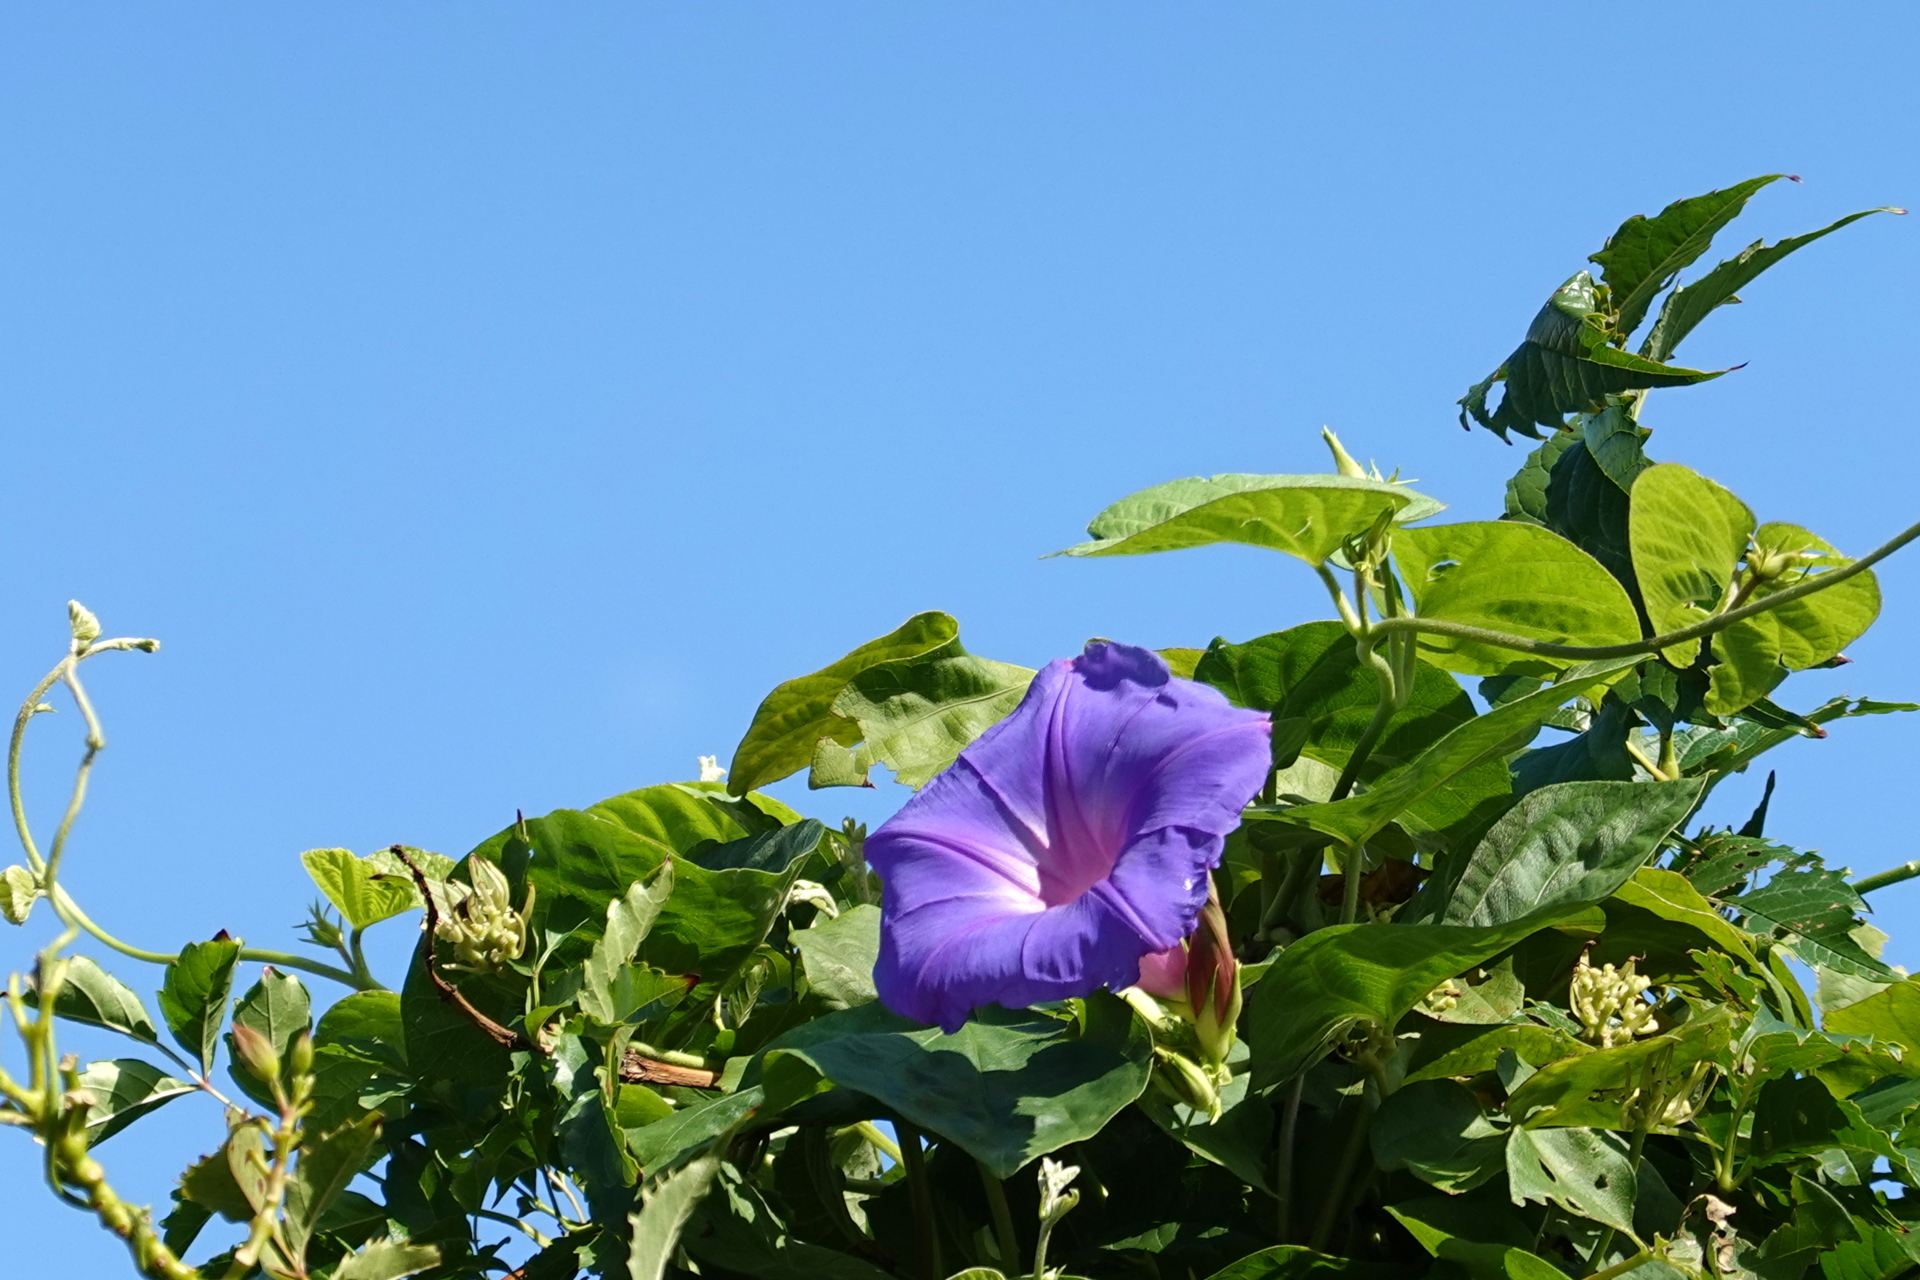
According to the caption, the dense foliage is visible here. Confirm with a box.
[6,178,1920,1280]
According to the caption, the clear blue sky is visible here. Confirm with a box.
[3,4,1917,1270]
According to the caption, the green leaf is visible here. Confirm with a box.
[1645,206,1903,362]
[76,1058,195,1145]
[1460,274,1723,441]
[300,848,420,930]
[727,612,961,795]
[1629,464,1755,665]
[35,955,158,1044]
[1503,426,1582,527]
[762,997,1152,1178]
[1386,1198,1561,1280]
[826,648,1034,788]
[225,968,312,1104]
[1391,522,1641,677]
[1244,907,1580,1087]
[314,991,406,1072]
[1825,978,1920,1049]
[1404,1022,1587,1085]
[1707,523,1881,715]
[282,1113,382,1269]
[1590,176,1787,338]
[1750,1074,1851,1168]
[157,937,243,1076]
[790,904,880,1010]
[1503,1010,1732,1128]
[523,806,806,1040]
[1255,658,1638,848]
[1539,415,1643,592]
[332,1238,442,1280]
[1370,1079,1508,1191]
[1729,864,1896,981]
[693,820,826,873]
[1193,621,1473,776]
[579,862,676,1025]
[1200,1245,1410,1280]
[1505,1125,1637,1234]
[1423,779,1704,927]
[629,1153,722,1280]
[1060,473,1443,566]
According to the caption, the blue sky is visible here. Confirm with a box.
[3,3,1918,1270]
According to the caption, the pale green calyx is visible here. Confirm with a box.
[435,857,533,973]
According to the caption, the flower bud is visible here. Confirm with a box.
[1570,951,1656,1048]
[1,866,41,926]
[67,601,101,648]
[1037,1156,1082,1225]
[1185,889,1241,1067]
[286,1031,315,1080]
[1152,1047,1223,1121]
[230,1024,281,1083]
[698,755,727,783]
[436,858,532,973]
[1321,427,1370,480]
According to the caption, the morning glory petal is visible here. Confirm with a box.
[867,640,1270,1032]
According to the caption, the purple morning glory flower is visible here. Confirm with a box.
[866,640,1271,1033]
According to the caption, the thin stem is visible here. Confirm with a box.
[1308,1074,1377,1252]
[45,888,176,965]
[41,666,105,887]
[1274,1074,1305,1243]
[1622,737,1672,782]
[978,1158,1022,1274]
[8,662,65,875]
[896,1121,941,1280]
[475,1207,553,1249]
[1339,843,1365,926]
[855,1120,904,1165]
[1854,861,1920,895]
[1331,699,1393,802]
[1368,511,1920,660]
[1315,565,1363,633]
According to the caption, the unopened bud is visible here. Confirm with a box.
[67,601,101,648]
[231,1024,281,1082]
[1322,427,1370,480]
[286,1031,314,1080]
[698,755,727,783]
[1,866,41,926]
[436,858,532,973]
[1186,887,1241,1066]
[1037,1156,1081,1225]
[1152,1047,1222,1121]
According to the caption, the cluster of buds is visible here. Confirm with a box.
[1129,877,1240,1119]
[1417,978,1464,1017]
[1570,951,1658,1048]
[435,857,532,973]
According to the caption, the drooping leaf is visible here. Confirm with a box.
[1421,778,1704,927]
[76,1058,195,1145]
[1541,416,1644,594]
[33,955,159,1044]
[301,847,421,929]
[790,904,880,1010]
[1404,1022,1587,1085]
[157,937,243,1076]
[1645,206,1904,362]
[1459,273,1723,440]
[760,997,1152,1178]
[693,820,825,873]
[1061,473,1443,566]
[1749,1075,1851,1168]
[1825,978,1920,1050]
[1505,1125,1638,1233]
[1707,522,1880,715]
[1370,1079,1508,1191]
[1506,695,1636,796]
[825,649,1034,788]
[1590,175,1787,338]
[225,967,311,1105]
[1386,1198,1564,1280]
[1244,907,1580,1087]
[1503,429,1581,528]
[1391,523,1642,677]
[1255,658,1638,849]
[579,862,676,1025]
[727,612,961,796]
[1629,463,1755,665]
